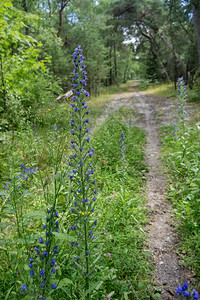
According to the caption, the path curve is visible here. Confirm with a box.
[94,84,194,299]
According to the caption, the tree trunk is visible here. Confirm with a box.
[57,0,71,37]
[57,7,64,37]
[23,0,29,35]
[113,43,117,84]
[0,55,7,110]
[192,1,200,67]
[109,45,113,86]
[169,0,178,89]
[160,33,186,75]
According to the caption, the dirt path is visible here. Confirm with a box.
[94,84,194,299]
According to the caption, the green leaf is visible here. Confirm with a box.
[58,278,73,287]
[83,280,103,297]
[124,292,129,300]
[4,285,15,300]
[25,211,46,220]
[52,232,75,241]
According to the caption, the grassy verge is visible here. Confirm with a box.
[138,81,200,103]
[0,85,152,299]
[160,122,200,287]
[91,110,152,299]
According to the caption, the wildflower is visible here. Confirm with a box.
[182,281,189,291]
[68,45,100,292]
[38,237,44,243]
[176,281,199,299]
[176,285,182,295]
[177,77,188,127]
[193,289,199,300]
[21,284,28,291]
[51,283,56,289]
[183,290,191,297]
[106,253,111,258]
[50,258,56,266]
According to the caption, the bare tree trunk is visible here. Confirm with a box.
[57,0,71,37]
[159,32,186,75]
[113,43,118,84]
[169,0,178,89]
[23,0,29,35]
[0,55,7,110]
[109,45,113,86]
[138,27,170,81]
[57,6,64,37]
[192,1,200,67]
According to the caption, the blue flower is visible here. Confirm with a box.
[176,285,182,295]
[182,282,189,291]
[183,290,191,297]
[51,283,56,289]
[40,269,45,276]
[34,247,39,253]
[29,270,34,276]
[193,289,199,300]
[21,284,28,291]
[38,237,44,243]
[50,258,55,266]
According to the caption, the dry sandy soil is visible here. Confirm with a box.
[94,83,195,299]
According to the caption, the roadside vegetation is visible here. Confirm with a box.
[159,80,200,289]
[0,65,152,299]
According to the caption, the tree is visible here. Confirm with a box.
[192,0,200,66]
[0,0,61,129]
[110,0,199,83]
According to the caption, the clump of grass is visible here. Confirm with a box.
[160,81,200,287]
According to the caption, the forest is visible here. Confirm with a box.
[1,0,200,299]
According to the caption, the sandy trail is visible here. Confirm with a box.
[94,84,194,299]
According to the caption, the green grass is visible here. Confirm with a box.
[139,81,200,103]
[90,111,152,299]
[160,123,200,288]
[0,85,153,299]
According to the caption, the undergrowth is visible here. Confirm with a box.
[0,73,152,299]
[160,102,200,287]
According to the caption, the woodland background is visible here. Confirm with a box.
[1,0,200,131]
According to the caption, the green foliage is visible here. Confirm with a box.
[90,110,151,299]
[161,122,200,283]
[0,1,62,130]
[0,96,152,299]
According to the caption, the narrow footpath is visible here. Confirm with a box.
[133,90,192,299]
[94,84,194,299]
